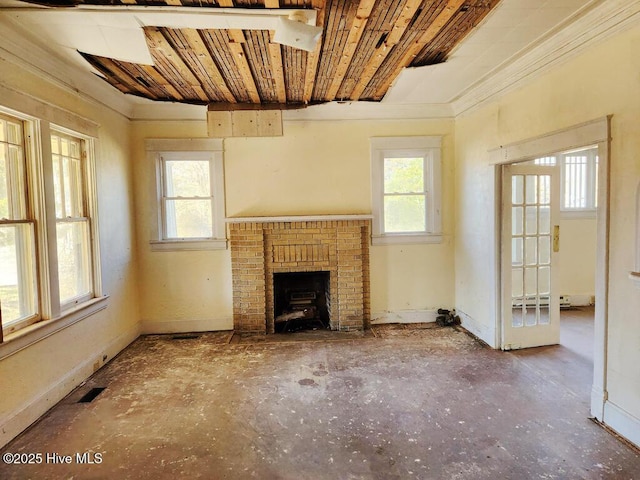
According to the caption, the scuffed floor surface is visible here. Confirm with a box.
[1,326,639,479]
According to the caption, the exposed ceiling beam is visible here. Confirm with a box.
[269,32,287,103]
[303,0,325,104]
[227,29,262,103]
[373,0,466,99]
[348,0,423,101]
[324,0,375,101]
[218,0,234,6]
[264,0,280,7]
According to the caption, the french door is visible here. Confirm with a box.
[501,164,560,350]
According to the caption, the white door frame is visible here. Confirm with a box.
[489,117,611,421]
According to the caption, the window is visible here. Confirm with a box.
[534,146,598,216]
[147,139,226,251]
[51,132,94,307]
[0,113,38,334]
[160,153,215,240]
[0,108,102,342]
[371,136,442,245]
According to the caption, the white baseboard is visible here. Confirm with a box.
[590,385,606,421]
[0,326,139,449]
[370,309,438,325]
[141,317,233,334]
[603,400,640,448]
[457,309,497,349]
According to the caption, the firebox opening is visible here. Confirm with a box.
[274,271,330,333]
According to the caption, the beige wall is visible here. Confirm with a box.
[132,119,456,331]
[455,24,640,435]
[0,63,140,447]
[559,217,597,301]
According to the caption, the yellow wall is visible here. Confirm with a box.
[559,217,597,300]
[132,118,456,331]
[0,63,140,446]
[455,24,640,427]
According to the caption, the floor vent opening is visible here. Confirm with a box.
[78,387,106,403]
[171,334,201,340]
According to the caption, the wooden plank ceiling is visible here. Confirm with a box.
[52,0,501,106]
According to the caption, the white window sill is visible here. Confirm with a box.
[561,209,597,220]
[0,296,109,360]
[150,239,227,251]
[630,271,640,288]
[372,233,443,246]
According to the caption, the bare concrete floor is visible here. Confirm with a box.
[1,322,639,479]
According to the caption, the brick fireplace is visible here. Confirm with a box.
[228,216,371,333]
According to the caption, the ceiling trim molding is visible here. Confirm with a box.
[0,17,134,119]
[452,0,640,117]
[130,100,454,122]
[282,102,454,121]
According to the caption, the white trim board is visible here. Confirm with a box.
[603,401,640,448]
[141,317,233,334]
[370,309,438,325]
[457,309,496,349]
[488,117,609,165]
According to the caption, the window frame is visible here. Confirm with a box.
[147,138,226,251]
[534,146,598,218]
[50,128,99,310]
[0,106,105,345]
[370,136,442,245]
[0,112,40,335]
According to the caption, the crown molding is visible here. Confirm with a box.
[130,99,454,122]
[452,0,640,117]
[0,16,134,119]
[282,101,453,121]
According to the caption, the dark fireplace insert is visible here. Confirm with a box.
[273,271,330,333]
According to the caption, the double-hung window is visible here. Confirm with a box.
[147,139,226,251]
[51,131,94,307]
[0,113,38,334]
[0,107,102,343]
[370,136,442,245]
[160,152,215,240]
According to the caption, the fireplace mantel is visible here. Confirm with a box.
[226,214,373,224]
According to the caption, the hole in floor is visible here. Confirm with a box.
[171,334,201,340]
[78,387,106,403]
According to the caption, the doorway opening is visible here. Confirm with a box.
[494,118,610,422]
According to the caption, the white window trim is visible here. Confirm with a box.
[370,136,442,245]
[49,127,103,312]
[146,138,226,251]
[560,147,598,218]
[631,181,640,288]
[0,105,106,346]
[534,148,598,219]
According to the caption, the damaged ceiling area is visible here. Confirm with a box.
[6,0,501,107]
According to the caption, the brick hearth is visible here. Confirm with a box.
[229,216,371,333]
